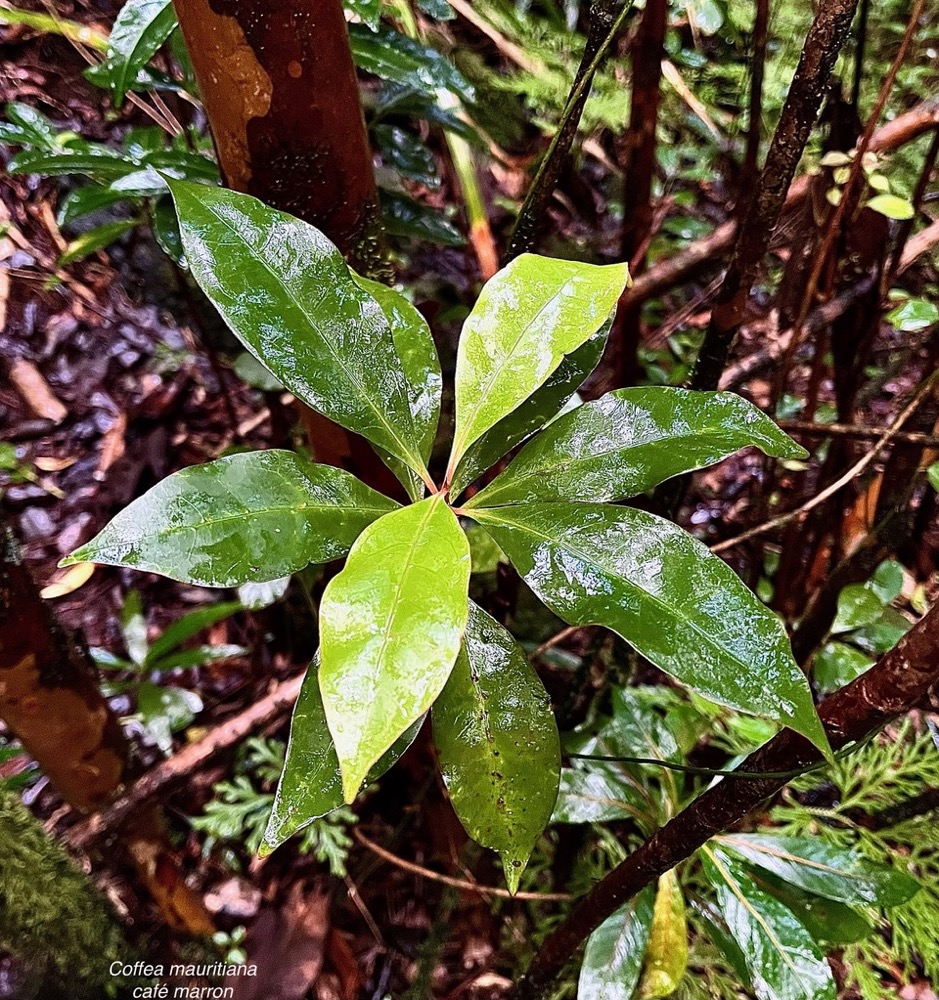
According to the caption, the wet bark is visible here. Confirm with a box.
[171,0,388,278]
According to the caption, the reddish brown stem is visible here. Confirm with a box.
[511,601,939,1000]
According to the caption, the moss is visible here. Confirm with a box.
[0,790,129,998]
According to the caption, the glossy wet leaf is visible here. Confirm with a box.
[58,184,131,225]
[866,193,915,221]
[812,641,873,694]
[870,559,904,604]
[319,497,471,801]
[137,682,202,755]
[380,191,465,247]
[345,0,382,29]
[147,600,242,664]
[579,884,656,1000]
[831,584,884,634]
[551,767,645,824]
[106,0,177,105]
[693,901,753,989]
[64,451,397,587]
[433,603,560,892]
[59,219,138,265]
[167,180,427,477]
[468,388,806,507]
[702,846,836,1000]
[753,874,874,945]
[260,659,421,856]
[354,275,441,499]
[449,255,629,474]
[120,589,149,666]
[715,834,919,907]
[348,24,474,101]
[472,504,828,753]
[639,871,688,999]
[450,329,605,498]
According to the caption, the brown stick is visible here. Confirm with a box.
[689,0,861,392]
[511,600,939,1000]
[171,0,387,278]
[67,672,304,851]
[619,96,939,311]
[779,420,939,448]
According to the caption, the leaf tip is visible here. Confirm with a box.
[501,854,528,896]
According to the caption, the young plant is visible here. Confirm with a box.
[92,589,245,752]
[66,179,830,892]
[553,688,919,1000]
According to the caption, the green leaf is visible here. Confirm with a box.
[692,901,753,989]
[348,24,474,101]
[886,296,939,333]
[373,124,440,189]
[851,607,911,655]
[237,577,290,610]
[865,193,915,221]
[10,147,133,181]
[639,871,688,999]
[344,0,382,29]
[319,497,471,801]
[812,641,873,694]
[1,102,61,148]
[448,255,629,476]
[380,191,465,246]
[416,0,455,19]
[449,329,605,498]
[870,559,904,604]
[260,660,421,856]
[105,0,177,106]
[579,884,656,1000]
[472,504,828,753]
[702,846,836,1000]
[751,874,874,945]
[137,682,202,754]
[167,179,428,478]
[63,450,396,587]
[929,461,939,492]
[715,834,919,907]
[58,185,132,225]
[551,767,645,824]
[58,218,138,265]
[352,275,442,497]
[831,583,884,634]
[120,589,149,666]
[467,388,806,508]
[146,600,242,664]
[433,602,560,892]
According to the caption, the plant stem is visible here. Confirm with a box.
[506,0,632,261]
[510,599,939,1000]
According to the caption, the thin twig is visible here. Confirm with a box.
[779,420,939,449]
[354,830,572,902]
[711,371,938,554]
[533,626,582,658]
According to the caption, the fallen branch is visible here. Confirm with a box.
[66,672,304,851]
[511,599,939,1000]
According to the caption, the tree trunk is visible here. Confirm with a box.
[171,0,388,279]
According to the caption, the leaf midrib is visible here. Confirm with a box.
[717,836,876,884]
[195,195,424,474]
[474,506,772,696]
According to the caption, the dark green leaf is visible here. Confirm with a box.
[151,643,247,672]
[64,450,397,587]
[58,219,138,265]
[449,327,605,497]
[870,559,904,604]
[812,641,873,694]
[472,504,828,752]
[319,497,471,801]
[373,124,440,188]
[58,185,132,225]
[449,256,629,476]
[146,600,242,664]
[434,602,560,891]
[260,660,422,856]
[692,901,753,989]
[9,147,134,181]
[416,0,455,19]
[702,846,836,1000]
[468,388,806,508]
[851,607,911,654]
[105,0,178,106]
[349,24,474,100]
[715,833,919,907]
[380,191,465,246]
[551,767,645,824]
[152,195,185,264]
[167,180,428,476]
[751,873,874,945]
[2,102,60,149]
[579,885,656,1000]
